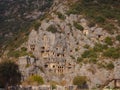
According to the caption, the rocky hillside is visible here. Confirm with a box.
[1,0,120,89]
[0,0,53,56]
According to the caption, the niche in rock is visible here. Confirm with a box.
[44,64,48,68]
[30,44,35,51]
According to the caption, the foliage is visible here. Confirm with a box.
[84,44,90,49]
[73,76,87,87]
[94,16,105,23]
[27,75,44,85]
[66,2,82,15]
[67,0,120,34]
[104,37,113,45]
[77,57,83,63]
[89,58,97,64]
[8,50,21,58]
[93,43,108,52]
[70,55,75,59]
[97,63,106,69]
[75,48,78,51]
[56,12,66,20]
[47,25,58,33]
[81,42,120,65]
[0,60,21,88]
[103,47,120,59]
[82,50,97,58]
[8,47,34,58]
[97,62,114,70]
[8,50,28,58]
[50,81,58,90]
[33,21,41,30]
[21,47,27,52]
[87,21,95,27]
[52,84,57,90]
[25,64,31,68]
[27,52,35,58]
[116,35,120,41]
[74,22,84,31]
[6,30,29,53]
[106,62,114,70]
[103,24,116,34]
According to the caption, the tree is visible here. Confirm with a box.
[0,60,21,89]
[73,76,88,89]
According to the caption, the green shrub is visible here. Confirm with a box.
[39,14,48,21]
[95,16,105,23]
[70,55,75,59]
[25,64,31,68]
[89,58,97,64]
[74,22,84,31]
[20,50,28,56]
[67,0,120,34]
[8,48,33,58]
[106,62,114,70]
[28,52,35,58]
[66,2,82,15]
[28,75,44,85]
[103,47,120,59]
[82,50,97,58]
[116,35,120,41]
[73,76,87,87]
[8,50,21,58]
[56,12,66,20]
[7,34,28,51]
[84,44,90,49]
[52,84,57,90]
[21,47,27,52]
[33,21,41,30]
[93,43,108,52]
[102,8,115,19]
[87,21,95,27]
[47,25,58,33]
[103,24,116,34]
[50,81,58,89]
[97,63,106,69]
[75,48,79,51]
[77,57,83,63]
[104,37,113,45]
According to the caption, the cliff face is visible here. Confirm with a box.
[1,0,120,89]
[17,0,120,89]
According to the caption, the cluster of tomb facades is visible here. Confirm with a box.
[27,29,76,74]
[26,14,109,75]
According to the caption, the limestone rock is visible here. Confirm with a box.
[17,0,119,89]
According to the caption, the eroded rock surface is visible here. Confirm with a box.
[18,1,120,89]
